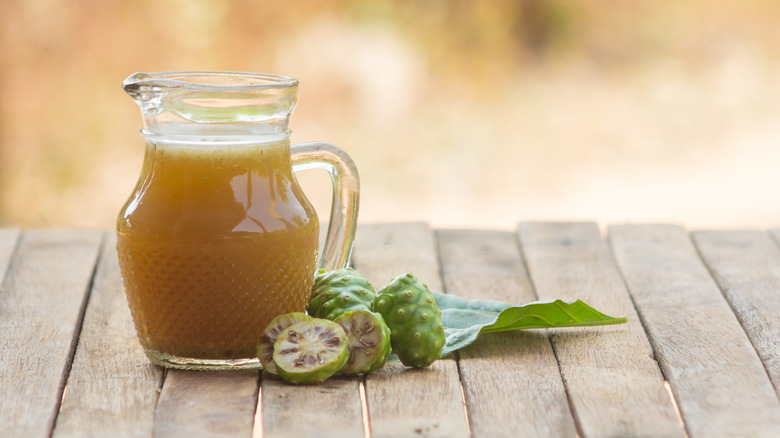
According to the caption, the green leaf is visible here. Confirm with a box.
[432,291,627,356]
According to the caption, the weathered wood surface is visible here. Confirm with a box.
[54,232,163,438]
[610,224,780,437]
[692,230,780,398]
[0,230,103,438]
[2,223,780,437]
[518,222,683,437]
[351,223,470,438]
[155,370,259,438]
[261,374,364,438]
[436,229,576,438]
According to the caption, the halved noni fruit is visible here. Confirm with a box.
[334,309,392,374]
[272,319,349,384]
[257,312,311,375]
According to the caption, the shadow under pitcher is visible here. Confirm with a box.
[117,71,359,370]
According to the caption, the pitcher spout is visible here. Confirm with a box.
[122,71,299,141]
[123,73,168,116]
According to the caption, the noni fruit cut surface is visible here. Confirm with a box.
[334,309,392,374]
[257,312,311,375]
[272,319,349,385]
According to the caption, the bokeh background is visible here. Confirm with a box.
[2,0,780,230]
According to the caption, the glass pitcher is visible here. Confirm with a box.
[117,71,359,370]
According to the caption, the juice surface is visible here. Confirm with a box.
[117,139,319,360]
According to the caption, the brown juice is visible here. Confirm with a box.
[116,139,319,361]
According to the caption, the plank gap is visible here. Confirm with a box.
[451,352,473,438]
[50,233,106,437]
[547,333,586,438]
[0,228,22,286]
[769,229,780,249]
[156,368,168,409]
[513,228,539,302]
[514,228,583,437]
[359,377,371,438]
[253,373,263,438]
[432,230,472,438]
[663,381,688,438]
[690,234,753,345]
[604,232,669,368]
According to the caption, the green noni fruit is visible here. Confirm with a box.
[308,268,376,321]
[272,319,349,385]
[334,309,392,374]
[373,273,445,368]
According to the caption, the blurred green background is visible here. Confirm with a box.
[2,0,780,230]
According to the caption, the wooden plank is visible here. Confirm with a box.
[351,223,470,438]
[518,222,682,437]
[609,224,780,437]
[0,229,103,438]
[261,374,364,438]
[253,211,366,438]
[258,230,364,438]
[53,232,164,438]
[154,370,259,438]
[692,230,780,398]
[436,229,576,438]
[0,228,20,281]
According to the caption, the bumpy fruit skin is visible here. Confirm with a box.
[334,309,392,375]
[308,268,376,321]
[273,319,349,385]
[373,273,445,368]
[257,312,311,375]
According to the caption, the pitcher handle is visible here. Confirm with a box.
[290,142,359,271]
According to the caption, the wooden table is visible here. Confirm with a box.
[2,222,780,437]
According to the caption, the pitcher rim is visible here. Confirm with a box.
[123,71,299,91]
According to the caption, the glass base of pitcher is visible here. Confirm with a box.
[145,350,263,371]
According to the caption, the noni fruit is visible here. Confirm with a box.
[257,312,311,375]
[373,273,445,368]
[334,309,392,374]
[308,268,376,320]
[272,319,349,385]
